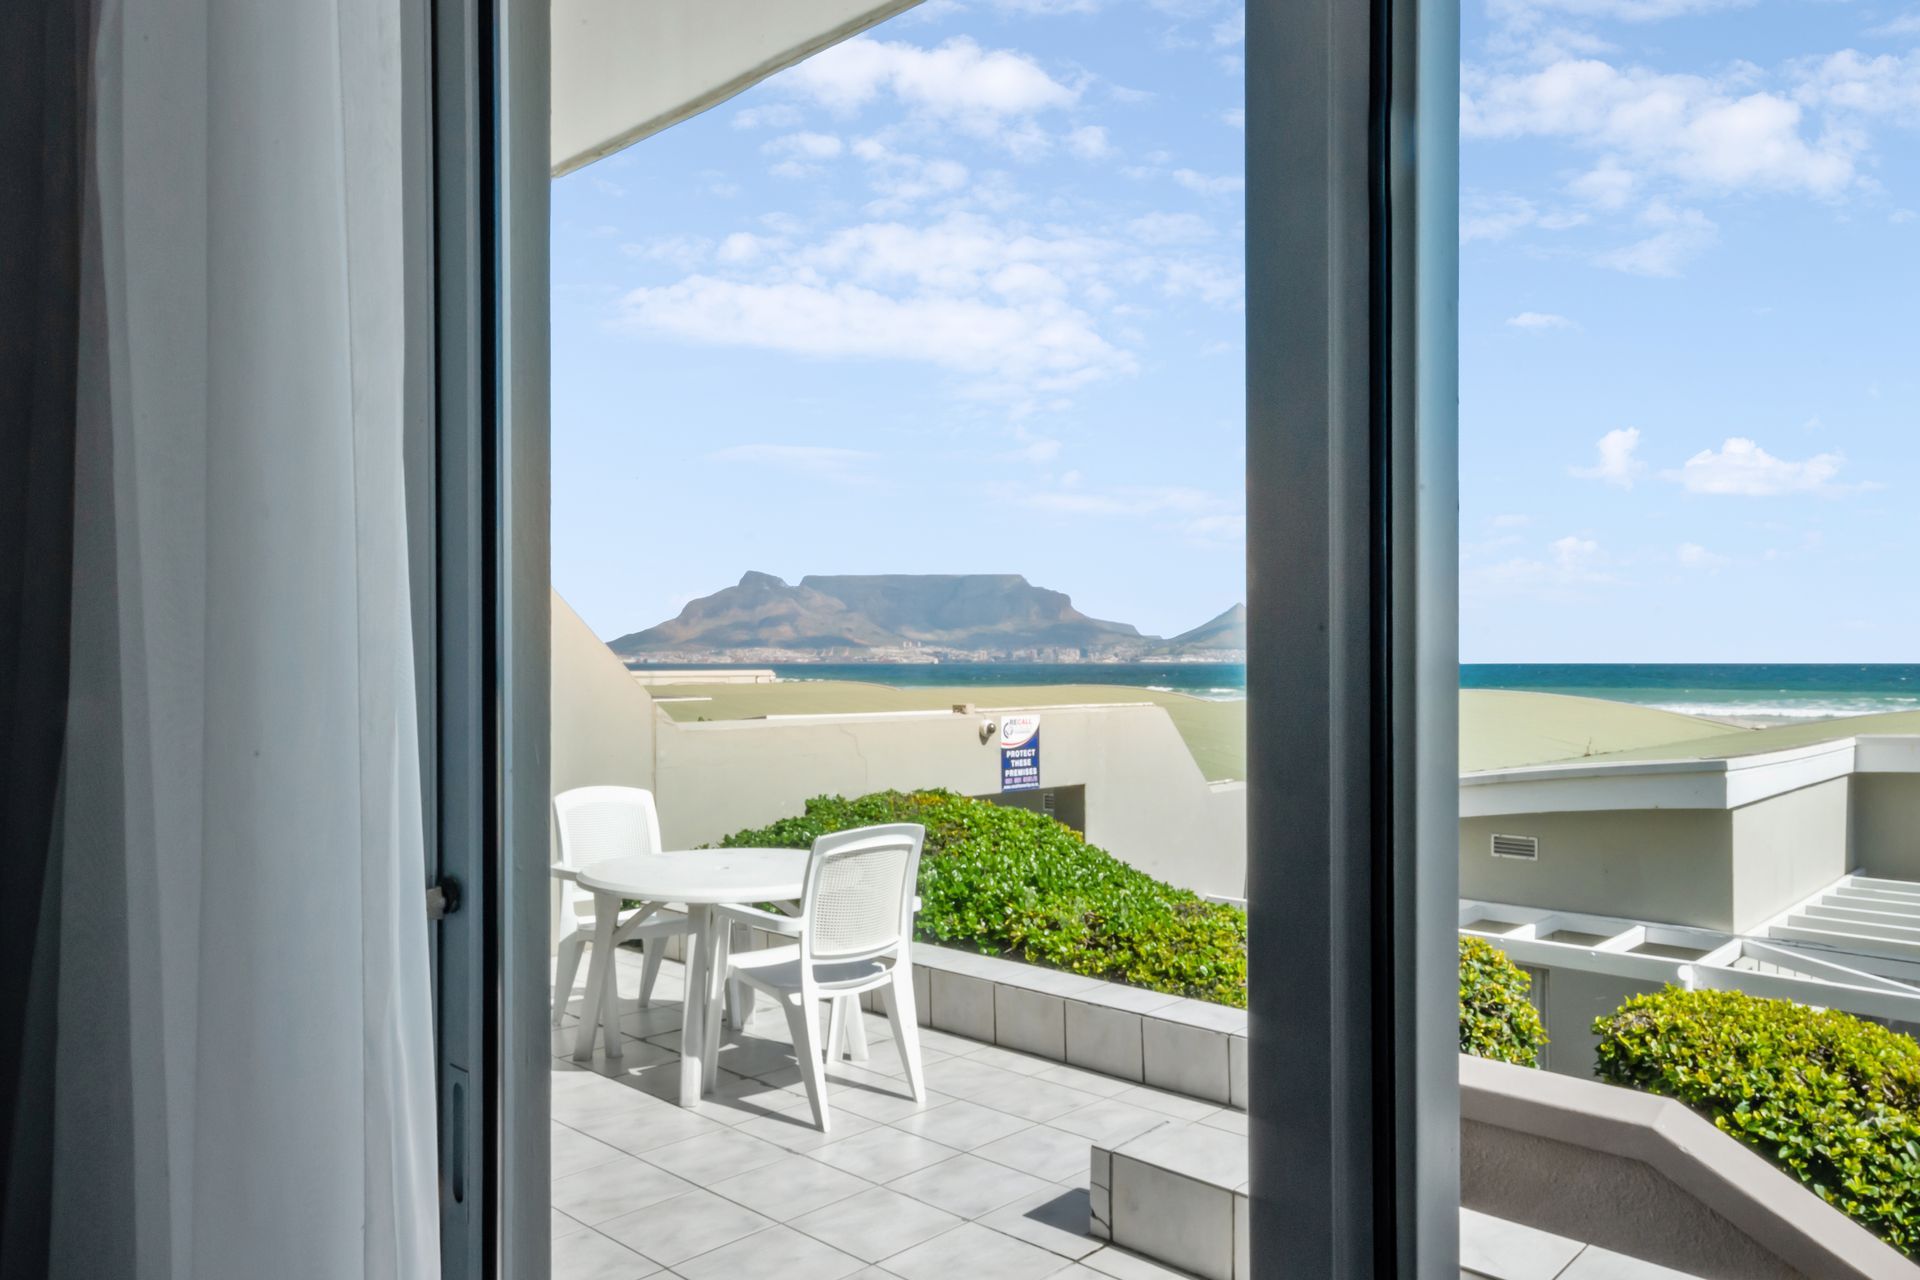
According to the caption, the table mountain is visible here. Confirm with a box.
[610,572,1167,660]
[1152,603,1245,654]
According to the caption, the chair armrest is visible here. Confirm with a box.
[714,902,805,935]
[550,865,580,883]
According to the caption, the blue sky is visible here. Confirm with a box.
[1459,0,1920,661]
[553,0,1918,661]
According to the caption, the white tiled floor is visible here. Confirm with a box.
[552,949,1208,1280]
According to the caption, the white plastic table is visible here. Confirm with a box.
[572,847,809,1106]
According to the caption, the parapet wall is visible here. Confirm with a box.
[1461,1054,1918,1280]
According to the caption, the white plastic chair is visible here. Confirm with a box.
[551,786,695,1026]
[714,823,927,1132]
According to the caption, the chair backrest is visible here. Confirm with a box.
[553,786,664,919]
[800,823,925,966]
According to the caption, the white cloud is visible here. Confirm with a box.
[732,104,804,130]
[850,139,970,212]
[1567,160,1636,209]
[1172,168,1245,195]
[1867,12,1920,37]
[715,232,781,264]
[1676,542,1730,569]
[1507,311,1577,329]
[1022,482,1243,543]
[1066,125,1115,159]
[1490,0,1750,21]
[622,235,712,270]
[1792,49,1920,122]
[1005,428,1063,463]
[991,0,1101,12]
[1666,437,1850,495]
[1212,9,1245,45]
[1127,212,1216,243]
[1468,534,1621,596]
[1595,201,1717,276]
[1221,107,1245,128]
[1570,427,1646,487]
[782,36,1079,120]
[765,132,844,159]
[1462,59,1856,197]
[1461,193,1587,242]
[763,131,845,179]
[621,276,1129,394]
[706,444,876,484]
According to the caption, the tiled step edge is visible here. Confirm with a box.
[668,928,1248,1107]
[874,942,1246,1108]
[1090,1120,1249,1280]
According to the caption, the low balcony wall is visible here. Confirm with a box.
[661,932,1248,1107]
[1462,1053,1920,1280]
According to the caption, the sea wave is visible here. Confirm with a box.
[1649,697,1920,720]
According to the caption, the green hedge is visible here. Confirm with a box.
[1459,936,1547,1067]
[718,790,1249,1006]
[1594,987,1920,1257]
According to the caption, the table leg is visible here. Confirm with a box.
[573,892,623,1062]
[703,920,729,1092]
[677,904,711,1106]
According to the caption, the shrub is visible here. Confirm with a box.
[1594,987,1920,1257]
[718,789,1248,1006]
[1459,936,1547,1066]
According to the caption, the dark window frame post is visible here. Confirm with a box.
[446,0,1460,1272]
[1245,0,1459,1273]
[427,0,549,1275]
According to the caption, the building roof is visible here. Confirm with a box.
[1458,690,1725,772]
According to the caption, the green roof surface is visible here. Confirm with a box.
[1580,708,1920,764]
[1458,690,1727,772]
[644,679,1916,783]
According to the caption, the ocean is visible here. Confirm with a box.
[632,661,1920,721]
[1459,664,1920,722]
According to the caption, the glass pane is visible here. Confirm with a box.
[1459,0,1920,1271]
[547,6,1246,1275]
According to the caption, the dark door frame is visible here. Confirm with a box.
[422,0,549,1275]
[1245,0,1459,1273]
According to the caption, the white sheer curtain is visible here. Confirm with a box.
[54,1,440,1277]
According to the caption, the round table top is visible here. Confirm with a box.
[577,847,809,904]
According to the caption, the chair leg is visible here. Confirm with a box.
[639,942,664,1008]
[844,997,870,1062]
[827,996,847,1063]
[883,966,926,1104]
[785,993,832,1133]
[552,935,586,1027]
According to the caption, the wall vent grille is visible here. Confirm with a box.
[1491,833,1539,862]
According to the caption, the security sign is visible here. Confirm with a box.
[999,714,1041,792]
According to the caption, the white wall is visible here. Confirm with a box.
[1730,779,1852,932]
[1460,810,1735,930]
[1855,775,1920,881]
[654,704,1249,898]
[549,592,659,942]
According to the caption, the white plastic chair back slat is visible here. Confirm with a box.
[553,786,664,920]
[801,825,924,966]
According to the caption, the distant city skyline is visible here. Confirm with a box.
[551,0,1918,662]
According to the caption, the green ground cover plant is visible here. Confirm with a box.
[720,789,1249,1006]
[1459,935,1548,1067]
[1594,987,1920,1257]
